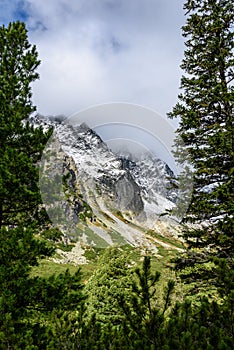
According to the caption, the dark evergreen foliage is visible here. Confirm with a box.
[0,226,86,349]
[0,22,86,349]
[118,256,174,349]
[164,296,234,350]
[168,0,234,292]
[0,21,52,229]
[84,247,134,327]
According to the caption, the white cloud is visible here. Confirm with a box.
[1,0,185,118]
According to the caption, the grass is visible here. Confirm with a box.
[112,210,132,224]
[31,258,98,283]
[109,229,128,245]
[31,259,78,278]
[32,211,182,299]
[146,229,183,249]
[31,242,183,310]
[84,226,110,247]
[99,211,116,223]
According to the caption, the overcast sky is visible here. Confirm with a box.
[1,0,186,118]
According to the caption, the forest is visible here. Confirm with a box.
[0,0,233,349]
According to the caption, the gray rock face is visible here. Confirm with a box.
[39,134,93,235]
[114,172,143,212]
[34,114,178,228]
[36,115,144,215]
[33,114,182,249]
[119,155,177,203]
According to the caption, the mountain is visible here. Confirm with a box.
[118,153,177,215]
[33,114,181,260]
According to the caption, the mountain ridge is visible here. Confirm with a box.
[34,114,182,258]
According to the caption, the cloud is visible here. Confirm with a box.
[0,0,185,118]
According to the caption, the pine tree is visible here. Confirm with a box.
[168,0,234,292]
[0,22,88,348]
[84,247,133,327]
[0,21,52,228]
[0,225,87,349]
[0,226,52,348]
[164,296,234,349]
[119,256,175,349]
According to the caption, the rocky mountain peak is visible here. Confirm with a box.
[35,114,178,238]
